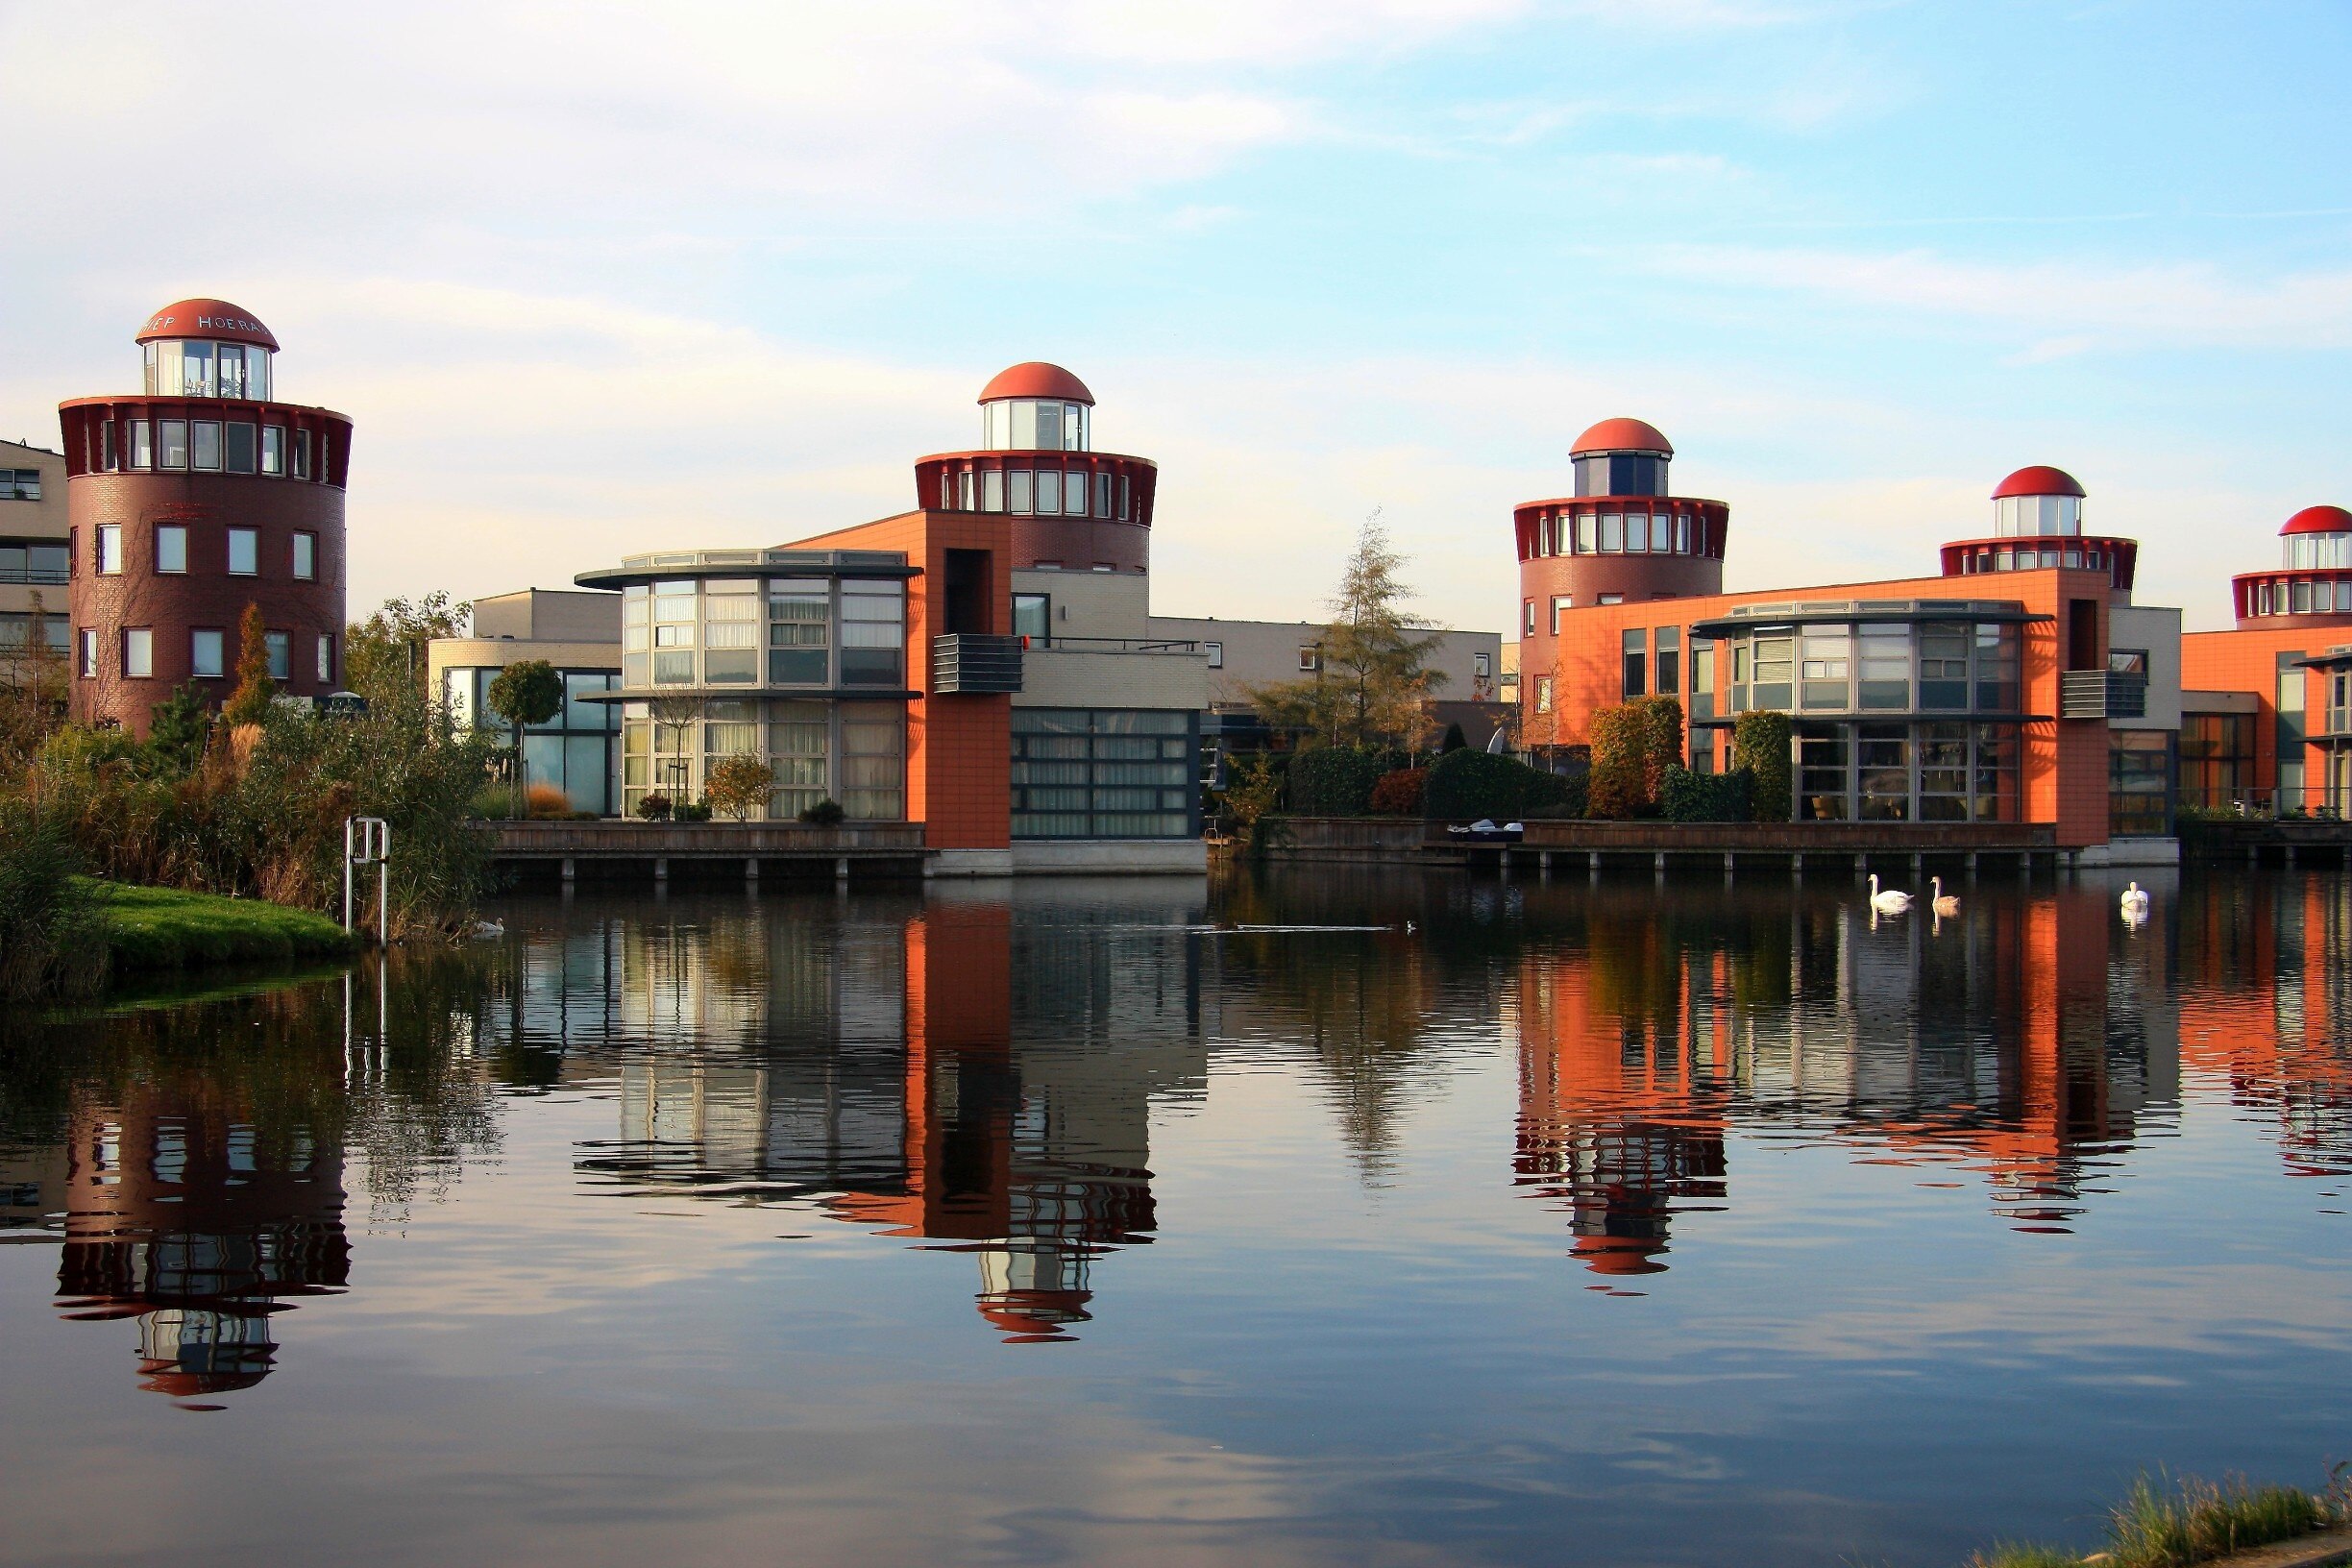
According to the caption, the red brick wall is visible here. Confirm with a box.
[787,508,1015,851]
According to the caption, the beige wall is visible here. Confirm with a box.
[473,587,621,643]
[1017,645,1209,711]
[1012,567,1151,642]
[2111,603,2183,731]
[0,438,69,624]
[1145,614,1503,710]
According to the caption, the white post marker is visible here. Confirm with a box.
[344,816,392,943]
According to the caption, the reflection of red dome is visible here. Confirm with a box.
[979,362,1093,405]
[1571,417,1672,456]
[977,1287,1092,1341]
[1572,1237,1669,1276]
[135,298,279,350]
[2281,504,2352,536]
[1990,465,2084,500]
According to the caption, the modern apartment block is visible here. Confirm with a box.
[441,363,1213,873]
[57,299,352,736]
[1518,427,2184,861]
[0,436,70,670]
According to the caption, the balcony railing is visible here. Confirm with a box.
[0,566,68,585]
[1017,635,1204,654]
[932,633,1023,694]
[2060,669,2147,720]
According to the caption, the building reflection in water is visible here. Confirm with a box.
[1510,883,2186,1277]
[546,885,1207,1341]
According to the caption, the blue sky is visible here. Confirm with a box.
[4,0,2348,630]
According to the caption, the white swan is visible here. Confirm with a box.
[1930,876,1959,918]
[2119,881,2150,917]
[1868,873,1912,915]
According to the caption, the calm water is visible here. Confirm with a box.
[3,867,2346,1567]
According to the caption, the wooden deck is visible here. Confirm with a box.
[490,821,927,880]
[1249,816,2070,875]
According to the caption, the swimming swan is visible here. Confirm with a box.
[1868,874,1912,915]
[1930,876,1960,918]
[2119,881,2150,916]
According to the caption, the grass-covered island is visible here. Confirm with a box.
[94,881,357,971]
[1966,1470,2350,1567]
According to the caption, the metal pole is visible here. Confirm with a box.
[343,817,355,933]
[377,821,390,945]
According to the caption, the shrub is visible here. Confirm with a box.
[1422,748,1572,821]
[1660,766,1755,822]
[0,801,108,999]
[674,800,713,822]
[1586,704,1649,819]
[1220,754,1280,834]
[703,754,773,821]
[1286,747,1390,816]
[797,797,846,825]
[1368,767,1426,816]
[1732,709,1794,822]
[524,782,574,819]
[27,685,501,941]
[1439,722,1468,753]
[223,603,275,728]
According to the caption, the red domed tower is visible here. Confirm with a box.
[1941,466,2137,602]
[912,362,1158,574]
[58,299,353,735]
[1513,416,1727,659]
[2229,505,2352,626]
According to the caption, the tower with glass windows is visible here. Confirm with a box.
[913,362,1158,574]
[1940,466,2138,603]
[2229,505,2352,627]
[1512,418,1729,711]
[58,298,352,735]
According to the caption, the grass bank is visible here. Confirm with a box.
[1969,1470,2349,1567]
[94,880,357,971]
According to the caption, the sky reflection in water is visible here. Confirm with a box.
[1,868,2345,1568]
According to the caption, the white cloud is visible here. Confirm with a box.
[1647,243,2352,349]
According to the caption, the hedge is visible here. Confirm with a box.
[1287,747,1393,817]
[1731,710,1794,822]
[1660,766,1756,822]
[1422,748,1576,821]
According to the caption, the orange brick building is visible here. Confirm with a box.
[2179,504,2352,814]
[1517,431,2176,853]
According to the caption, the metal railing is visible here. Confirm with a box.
[0,566,67,585]
[1017,635,1203,654]
[2059,669,2148,720]
[932,633,1024,694]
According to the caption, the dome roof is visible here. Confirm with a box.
[979,361,1093,405]
[2281,504,2352,536]
[1990,465,2084,501]
[1571,417,1673,457]
[136,299,278,351]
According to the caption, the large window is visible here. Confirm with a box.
[768,580,829,684]
[1994,494,2082,537]
[452,665,621,815]
[157,526,187,575]
[0,539,66,585]
[1724,619,2021,718]
[700,577,760,684]
[191,628,224,678]
[840,702,905,820]
[1012,708,1195,839]
[839,580,904,686]
[227,527,257,576]
[1,468,39,501]
[985,398,1089,453]
[766,699,829,819]
[1792,721,2018,823]
[2110,731,2172,837]
[123,627,153,679]
[0,611,69,654]
[2180,712,2253,810]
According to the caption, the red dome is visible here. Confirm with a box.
[135,298,278,351]
[1990,465,2084,501]
[2281,504,2352,536]
[979,362,1093,405]
[1571,417,1672,457]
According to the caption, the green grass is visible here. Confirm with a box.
[1967,1469,2348,1567]
[90,880,357,971]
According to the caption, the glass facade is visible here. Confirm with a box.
[618,698,904,822]
[621,576,906,693]
[447,666,621,816]
[2109,730,2173,837]
[144,339,273,401]
[2179,712,2254,810]
[1795,722,2019,822]
[1012,709,1196,839]
[1723,618,2021,717]
[1993,494,2082,537]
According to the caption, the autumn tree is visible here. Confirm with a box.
[346,591,470,702]
[223,603,276,727]
[703,753,774,821]
[1248,510,1447,752]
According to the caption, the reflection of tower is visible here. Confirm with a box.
[56,1088,348,1399]
[1511,921,1729,1277]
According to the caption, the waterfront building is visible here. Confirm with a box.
[427,588,623,816]
[1518,430,2184,860]
[0,436,70,672]
[57,300,352,736]
[2179,505,2352,813]
[445,363,1213,873]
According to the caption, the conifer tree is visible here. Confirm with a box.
[223,603,275,727]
